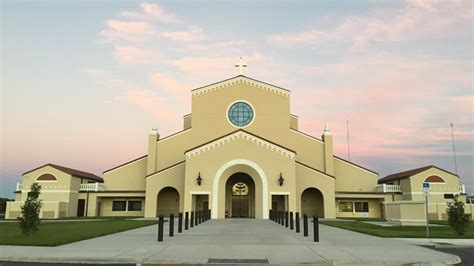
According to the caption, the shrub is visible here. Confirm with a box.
[446,194,470,236]
[18,183,42,236]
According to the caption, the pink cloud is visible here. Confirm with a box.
[100,20,156,42]
[171,53,266,77]
[151,73,192,99]
[119,3,181,24]
[268,0,472,46]
[161,26,206,42]
[113,46,157,65]
[116,89,177,120]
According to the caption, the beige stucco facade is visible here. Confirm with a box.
[6,75,471,223]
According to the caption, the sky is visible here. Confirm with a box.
[1,0,473,198]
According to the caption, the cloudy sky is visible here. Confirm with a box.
[1,0,472,198]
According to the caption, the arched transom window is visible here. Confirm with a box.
[232,182,249,196]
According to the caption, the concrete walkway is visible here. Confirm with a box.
[0,219,461,265]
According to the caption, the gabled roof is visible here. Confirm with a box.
[103,155,147,174]
[334,156,378,175]
[23,163,103,183]
[191,75,291,98]
[184,129,296,159]
[378,165,458,184]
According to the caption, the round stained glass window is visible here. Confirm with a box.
[228,101,254,127]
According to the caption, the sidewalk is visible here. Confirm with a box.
[0,219,462,265]
[392,237,474,247]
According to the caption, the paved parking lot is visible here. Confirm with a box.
[0,218,461,265]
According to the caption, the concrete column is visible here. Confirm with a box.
[321,124,334,176]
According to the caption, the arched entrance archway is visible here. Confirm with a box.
[301,187,324,218]
[157,187,179,217]
[213,159,268,219]
[225,173,256,218]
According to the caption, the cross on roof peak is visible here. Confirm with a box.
[234,57,247,75]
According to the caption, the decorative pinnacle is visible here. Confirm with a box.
[324,123,330,132]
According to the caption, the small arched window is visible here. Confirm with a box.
[36,173,57,181]
[424,175,445,183]
[232,182,249,196]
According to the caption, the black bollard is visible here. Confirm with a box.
[169,213,174,237]
[281,212,285,226]
[285,211,289,228]
[295,212,300,233]
[303,214,308,237]
[195,210,198,226]
[190,211,194,228]
[200,210,203,223]
[290,212,294,230]
[209,209,211,220]
[185,212,189,230]
[178,213,183,233]
[158,215,164,242]
[198,211,201,224]
[313,216,319,242]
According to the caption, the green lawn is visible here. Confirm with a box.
[321,220,473,238]
[0,220,157,246]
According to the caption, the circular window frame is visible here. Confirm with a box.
[226,100,256,128]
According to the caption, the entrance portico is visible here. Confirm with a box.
[213,159,269,219]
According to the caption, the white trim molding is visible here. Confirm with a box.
[212,159,269,219]
[270,192,291,195]
[190,191,211,195]
[185,131,296,160]
[192,76,290,98]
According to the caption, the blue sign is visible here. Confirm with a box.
[423,182,430,189]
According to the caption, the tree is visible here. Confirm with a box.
[18,183,42,236]
[446,194,471,236]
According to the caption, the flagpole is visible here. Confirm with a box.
[450,123,458,174]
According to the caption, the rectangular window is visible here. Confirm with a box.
[112,201,126,211]
[127,200,142,211]
[354,202,369,212]
[444,194,454,199]
[338,201,353,212]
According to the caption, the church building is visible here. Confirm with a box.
[6,74,470,225]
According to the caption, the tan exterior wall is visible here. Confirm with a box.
[334,158,378,193]
[183,115,191,130]
[295,164,335,218]
[145,163,185,217]
[6,166,77,219]
[103,157,147,191]
[335,198,383,218]
[100,198,145,217]
[384,201,426,226]
[290,115,298,130]
[404,168,461,202]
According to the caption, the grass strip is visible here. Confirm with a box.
[0,220,157,246]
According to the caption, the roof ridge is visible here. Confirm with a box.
[23,163,103,183]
